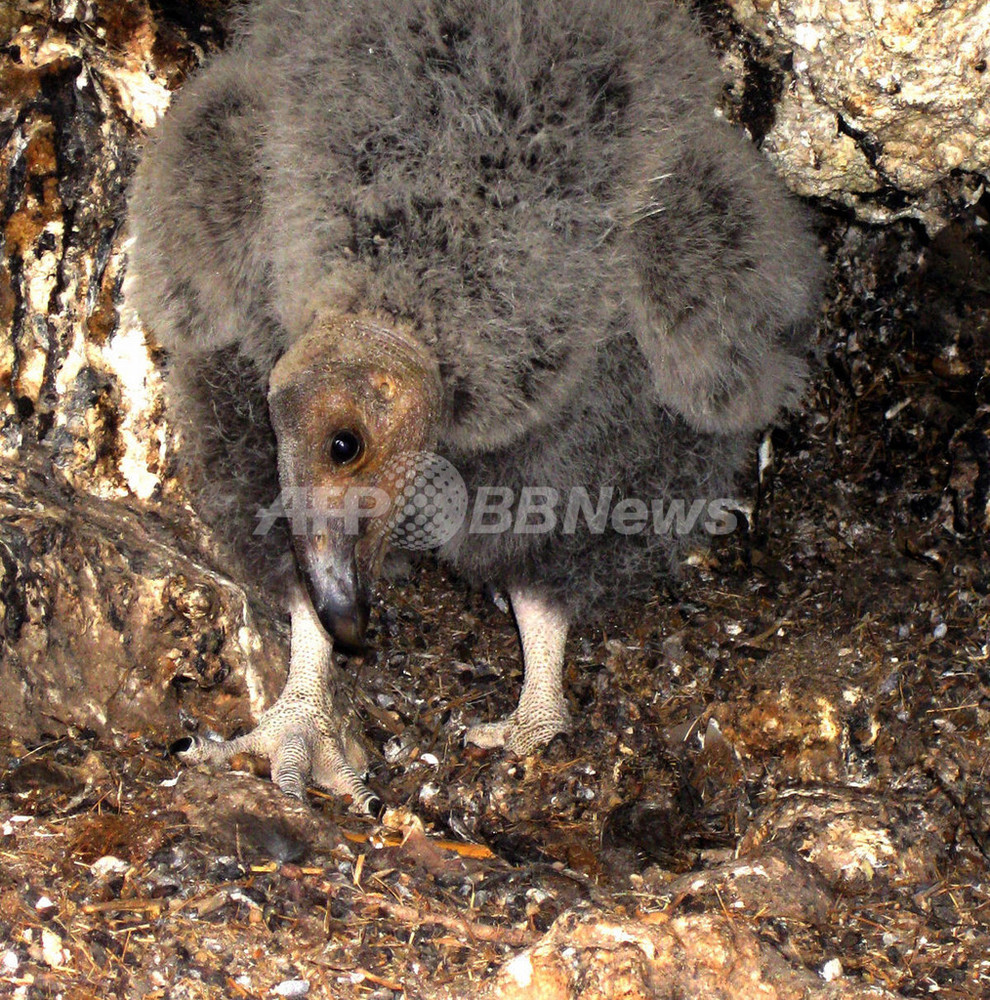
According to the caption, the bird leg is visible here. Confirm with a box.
[465,589,572,755]
[172,583,380,815]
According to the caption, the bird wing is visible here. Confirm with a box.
[621,113,823,435]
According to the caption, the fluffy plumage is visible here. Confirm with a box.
[128,0,823,807]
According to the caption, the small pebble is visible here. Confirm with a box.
[90,856,129,879]
[820,958,843,981]
[273,979,310,997]
[41,928,66,968]
[383,736,413,764]
[419,781,440,807]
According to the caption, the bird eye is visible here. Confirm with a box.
[329,429,363,465]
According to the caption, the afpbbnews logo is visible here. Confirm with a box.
[256,452,744,548]
[465,487,741,537]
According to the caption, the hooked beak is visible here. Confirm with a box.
[295,533,370,652]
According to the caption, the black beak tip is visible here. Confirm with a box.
[295,535,371,652]
[315,600,370,654]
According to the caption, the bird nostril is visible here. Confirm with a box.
[372,374,397,400]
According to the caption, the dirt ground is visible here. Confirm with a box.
[2,3,990,999]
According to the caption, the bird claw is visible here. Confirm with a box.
[171,697,381,816]
[464,707,571,756]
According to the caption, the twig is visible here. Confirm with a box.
[81,899,166,915]
[365,895,537,947]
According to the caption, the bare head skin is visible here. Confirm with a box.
[268,313,442,649]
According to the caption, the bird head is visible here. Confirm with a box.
[268,314,441,650]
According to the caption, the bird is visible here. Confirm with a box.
[127,0,823,814]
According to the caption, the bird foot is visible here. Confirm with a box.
[464,705,571,756]
[172,691,381,816]
[466,589,572,756]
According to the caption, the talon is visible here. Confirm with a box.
[357,792,385,819]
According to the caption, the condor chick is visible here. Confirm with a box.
[128,0,823,811]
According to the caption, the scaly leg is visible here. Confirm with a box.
[172,584,380,815]
[465,588,572,755]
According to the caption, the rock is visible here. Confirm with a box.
[726,0,990,227]
[0,1,293,744]
[663,845,833,928]
[0,451,287,741]
[739,786,947,894]
[0,0,182,493]
[173,771,343,861]
[454,909,903,1000]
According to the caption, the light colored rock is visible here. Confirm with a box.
[729,0,990,225]
[0,452,288,741]
[448,910,904,1000]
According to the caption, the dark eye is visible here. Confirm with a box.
[329,429,363,465]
